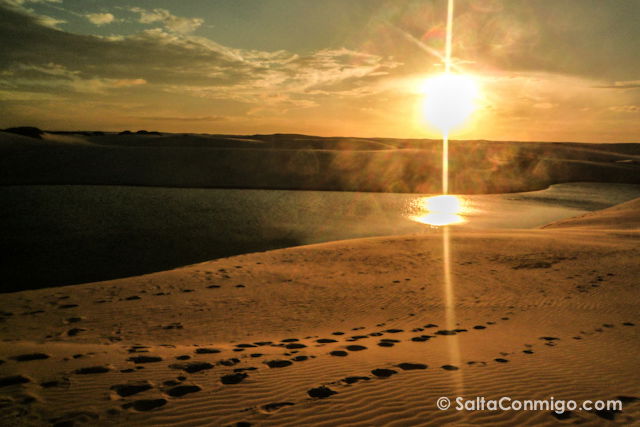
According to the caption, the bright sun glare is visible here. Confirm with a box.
[420,73,480,133]
[411,194,466,226]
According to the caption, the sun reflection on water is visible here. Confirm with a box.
[410,195,469,226]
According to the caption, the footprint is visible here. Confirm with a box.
[261,402,295,413]
[281,338,299,343]
[170,362,213,373]
[378,342,394,347]
[10,353,49,362]
[220,373,249,386]
[128,356,162,364]
[75,366,110,375]
[346,345,367,352]
[167,385,202,396]
[550,411,572,420]
[411,335,431,342]
[123,399,167,411]
[307,386,337,399]
[523,350,534,354]
[494,358,509,363]
[441,365,459,371]
[195,348,220,354]
[265,360,292,368]
[67,328,86,336]
[385,329,404,333]
[371,368,397,378]
[342,376,370,384]
[592,409,621,421]
[316,339,337,343]
[162,323,183,330]
[0,375,31,387]
[435,330,456,336]
[473,325,486,330]
[396,363,427,370]
[285,343,306,349]
[218,358,240,367]
[111,381,153,397]
[40,378,70,389]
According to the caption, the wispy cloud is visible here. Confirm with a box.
[85,12,114,26]
[595,80,640,90]
[134,115,226,122]
[130,7,203,34]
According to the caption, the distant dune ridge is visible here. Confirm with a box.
[1,129,639,194]
[0,195,638,425]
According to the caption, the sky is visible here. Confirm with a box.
[0,0,639,142]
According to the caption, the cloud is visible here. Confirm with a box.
[1,0,65,28]
[2,0,61,5]
[595,80,640,90]
[134,115,226,122]
[0,4,399,112]
[85,12,114,26]
[130,7,203,34]
[112,78,146,88]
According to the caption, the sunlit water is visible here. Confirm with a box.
[1,182,639,290]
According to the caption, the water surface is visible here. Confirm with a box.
[1,182,639,291]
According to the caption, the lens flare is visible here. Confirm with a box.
[421,73,479,134]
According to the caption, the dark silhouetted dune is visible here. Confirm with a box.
[1,131,639,194]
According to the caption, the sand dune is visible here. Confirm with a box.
[1,199,638,425]
[543,198,640,230]
[2,130,639,194]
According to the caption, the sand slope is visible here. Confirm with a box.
[0,201,639,425]
[543,197,640,230]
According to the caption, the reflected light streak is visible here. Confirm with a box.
[441,0,465,403]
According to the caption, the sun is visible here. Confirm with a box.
[420,73,480,134]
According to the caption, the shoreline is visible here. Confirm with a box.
[2,182,639,293]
